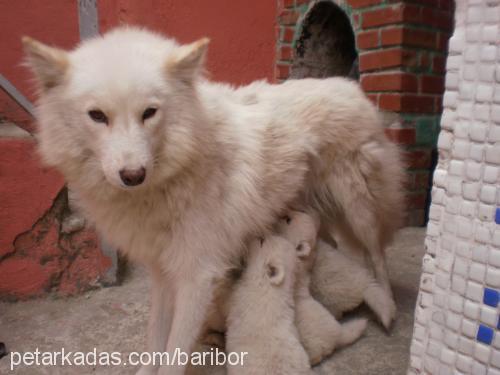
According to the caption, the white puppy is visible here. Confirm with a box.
[226,236,312,375]
[311,240,397,329]
[277,210,367,365]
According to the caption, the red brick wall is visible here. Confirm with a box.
[276,0,454,225]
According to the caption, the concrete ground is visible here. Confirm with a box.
[0,227,425,375]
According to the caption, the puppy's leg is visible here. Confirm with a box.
[159,271,216,375]
[336,318,368,347]
[137,265,174,375]
[363,281,397,330]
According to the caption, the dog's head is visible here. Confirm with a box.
[23,27,209,191]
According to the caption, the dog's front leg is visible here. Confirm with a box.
[158,271,216,375]
[136,265,174,375]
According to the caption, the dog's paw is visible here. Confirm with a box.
[351,318,368,337]
[380,297,397,331]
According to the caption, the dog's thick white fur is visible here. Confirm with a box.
[23,26,404,375]
[226,236,312,375]
[311,240,397,329]
[277,210,367,365]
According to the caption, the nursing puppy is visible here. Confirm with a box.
[311,240,396,329]
[23,27,404,375]
[226,236,312,375]
[277,210,367,365]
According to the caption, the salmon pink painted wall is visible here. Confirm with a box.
[98,0,278,85]
[0,1,80,130]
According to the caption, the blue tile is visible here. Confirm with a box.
[477,325,494,345]
[483,288,499,307]
[496,208,500,224]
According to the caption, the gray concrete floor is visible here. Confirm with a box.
[0,227,426,375]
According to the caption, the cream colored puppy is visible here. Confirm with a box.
[311,240,397,329]
[277,210,367,365]
[226,236,312,375]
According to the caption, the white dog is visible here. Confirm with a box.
[23,27,404,374]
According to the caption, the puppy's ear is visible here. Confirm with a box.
[167,37,209,83]
[266,260,285,286]
[22,36,69,92]
[296,241,311,259]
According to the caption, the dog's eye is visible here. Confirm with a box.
[142,107,157,122]
[88,110,108,124]
[296,243,303,252]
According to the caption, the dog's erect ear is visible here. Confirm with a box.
[167,37,209,83]
[266,260,285,286]
[22,37,69,92]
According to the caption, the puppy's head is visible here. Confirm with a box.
[277,210,320,268]
[23,27,209,191]
[247,235,297,288]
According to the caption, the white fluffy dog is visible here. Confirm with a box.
[23,26,404,375]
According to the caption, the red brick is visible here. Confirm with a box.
[384,128,416,145]
[433,55,446,74]
[402,173,414,190]
[367,93,379,106]
[436,11,454,31]
[361,72,418,92]
[348,0,383,9]
[379,94,435,113]
[279,10,299,25]
[356,30,379,49]
[414,172,430,190]
[421,75,445,94]
[352,14,361,29]
[281,27,295,43]
[381,27,437,49]
[420,52,431,70]
[276,64,291,79]
[296,0,310,5]
[420,8,454,31]
[361,4,421,28]
[439,0,454,11]
[435,96,443,113]
[283,0,295,8]
[279,46,294,61]
[437,32,450,51]
[403,150,432,169]
[359,49,417,72]
[406,192,428,209]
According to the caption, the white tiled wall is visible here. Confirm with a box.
[409,1,500,373]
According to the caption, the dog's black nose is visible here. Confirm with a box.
[119,167,146,186]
